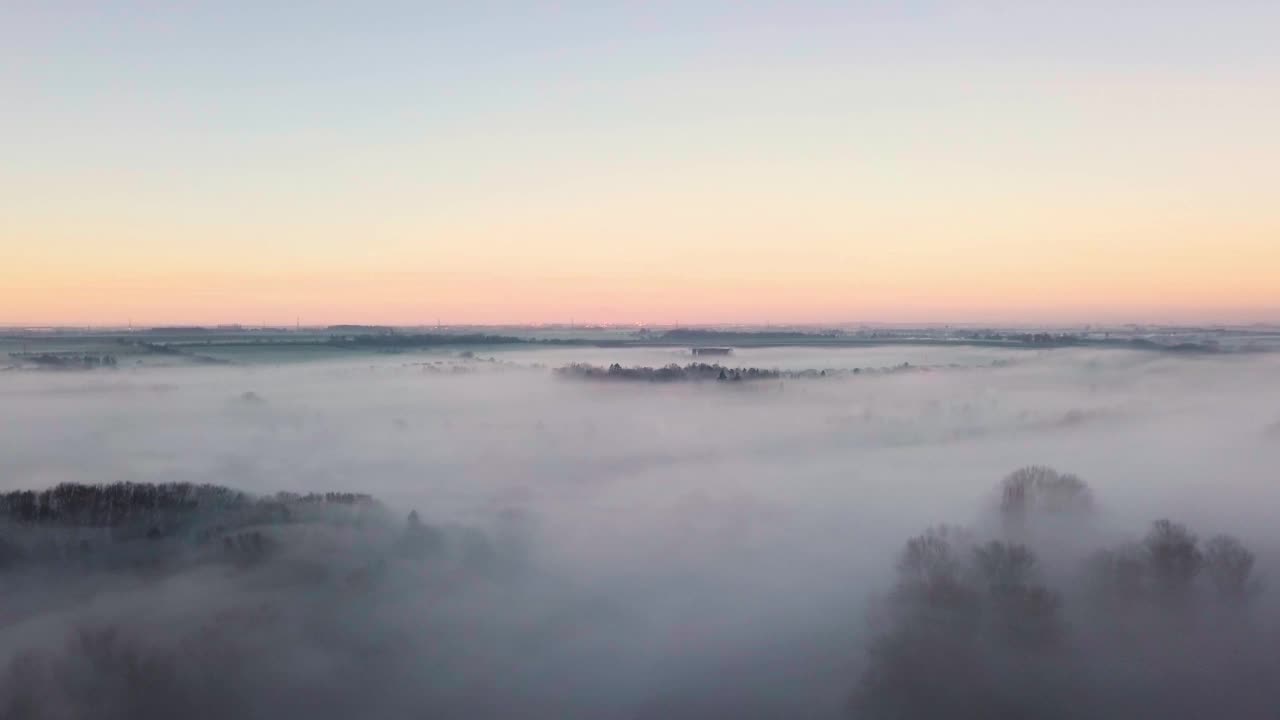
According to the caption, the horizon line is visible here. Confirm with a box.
[4,319,1280,331]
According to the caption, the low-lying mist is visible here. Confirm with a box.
[2,347,1280,718]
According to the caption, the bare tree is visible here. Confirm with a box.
[1143,519,1203,601]
[851,532,1066,718]
[999,466,1094,538]
[1204,534,1260,602]
[1085,542,1148,608]
[973,541,1061,649]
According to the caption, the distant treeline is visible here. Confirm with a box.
[951,330,1219,351]
[558,362,781,382]
[0,482,374,533]
[658,328,840,341]
[113,340,233,365]
[662,328,1066,345]
[330,332,546,349]
[0,481,515,601]
[661,328,1221,352]
[0,480,521,719]
[8,353,118,369]
[955,331,1084,346]
[554,361,923,383]
[0,482,389,574]
[3,329,1228,365]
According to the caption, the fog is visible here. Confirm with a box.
[3,346,1280,718]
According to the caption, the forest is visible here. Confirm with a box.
[851,466,1274,718]
[2,467,1277,718]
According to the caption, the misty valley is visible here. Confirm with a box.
[9,0,1280,715]
[2,342,1280,718]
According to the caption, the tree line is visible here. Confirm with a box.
[554,361,923,383]
[850,466,1272,719]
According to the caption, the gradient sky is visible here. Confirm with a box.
[4,2,1278,326]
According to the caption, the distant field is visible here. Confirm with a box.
[4,325,1277,372]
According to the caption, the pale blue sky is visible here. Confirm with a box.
[4,2,1278,324]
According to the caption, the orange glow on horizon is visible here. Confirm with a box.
[5,4,1278,327]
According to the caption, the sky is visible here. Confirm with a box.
[3,1,1278,326]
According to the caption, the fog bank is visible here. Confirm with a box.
[2,347,1279,717]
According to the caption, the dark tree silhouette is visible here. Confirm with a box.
[1143,519,1203,602]
[1204,534,1259,602]
[973,541,1062,650]
[1000,466,1093,518]
[1085,542,1149,608]
[851,529,1067,719]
